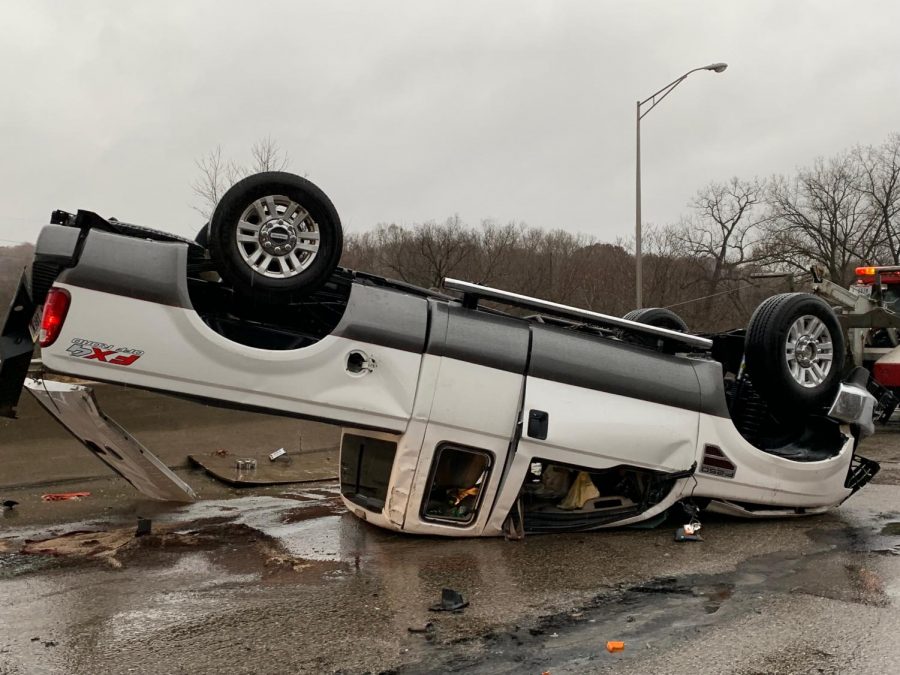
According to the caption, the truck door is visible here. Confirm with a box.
[400,302,530,535]
[516,324,702,474]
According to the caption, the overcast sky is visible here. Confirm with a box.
[2,0,900,246]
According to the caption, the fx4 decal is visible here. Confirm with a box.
[66,338,144,367]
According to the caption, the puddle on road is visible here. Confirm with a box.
[809,514,900,558]
[0,552,59,578]
[157,493,366,563]
[881,521,900,535]
[435,539,900,674]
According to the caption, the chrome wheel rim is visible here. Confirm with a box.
[235,195,320,278]
[785,314,833,387]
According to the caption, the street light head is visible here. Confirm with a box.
[706,62,728,73]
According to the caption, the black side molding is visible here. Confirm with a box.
[0,271,38,418]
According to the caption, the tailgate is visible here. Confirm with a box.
[25,378,197,502]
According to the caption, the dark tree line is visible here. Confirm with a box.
[343,133,900,331]
[8,134,889,332]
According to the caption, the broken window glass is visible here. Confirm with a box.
[422,445,492,525]
[340,434,397,512]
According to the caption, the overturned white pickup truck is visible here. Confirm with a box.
[0,173,879,537]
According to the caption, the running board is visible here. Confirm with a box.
[24,378,197,502]
[443,278,714,350]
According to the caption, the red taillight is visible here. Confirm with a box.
[40,288,70,348]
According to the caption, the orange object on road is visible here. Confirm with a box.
[41,492,91,502]
[606,641,625,653]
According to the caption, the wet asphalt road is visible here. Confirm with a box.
[1,386,900,674]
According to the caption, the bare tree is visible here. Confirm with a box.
[341,213,781,332]
[676,177,764,313]
[855,134,900,263]
[191,137,291,218]
[761,153,880,285]
[191,146,239,218]
[249,135,290,174]
[413,216,473,288]
[469,220,521,286]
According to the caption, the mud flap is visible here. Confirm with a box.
[25,378,197,502]
[0,272,38,419]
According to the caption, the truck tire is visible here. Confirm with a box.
[745,293,844,413]
[208,172,343,302]
[622,307,689,332]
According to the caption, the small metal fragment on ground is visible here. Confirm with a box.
[606,641,625,653]
[269,448,286,461]
[407,622,434,634]
[235,459,257,471]
[429,588,469,612]
[674,526,703,542]
[41,492,91,502]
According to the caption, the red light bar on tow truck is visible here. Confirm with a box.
[855,265,900,283]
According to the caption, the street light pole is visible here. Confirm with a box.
[635,99,642,310]
[634,62,727,309]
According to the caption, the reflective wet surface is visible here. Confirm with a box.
[1,479,899,674]
[2,388,900,673]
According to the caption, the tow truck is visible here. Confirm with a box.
[812,265,900,419]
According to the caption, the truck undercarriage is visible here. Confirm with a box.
[0,190,881,537]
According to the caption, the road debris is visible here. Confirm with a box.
[135,517,152,537]
[429,588,469,612]
[269,448,287,461]
[407,622,435,634]
[189,451,337,486]
[235,458,257,471]
[606,640,625,653]
[675,503,704,542]
[41,492,91,502]
[2,499,17,510]
[22,528,133,564]
[559,471,600,510]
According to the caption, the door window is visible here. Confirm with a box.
[422,444,492,526]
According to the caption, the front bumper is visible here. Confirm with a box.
[828,381,877,438]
